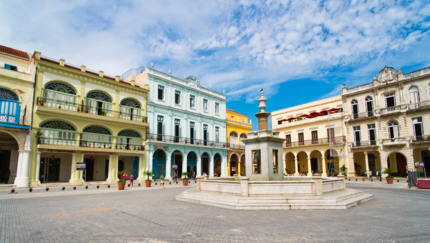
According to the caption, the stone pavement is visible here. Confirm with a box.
[0,182,429,243]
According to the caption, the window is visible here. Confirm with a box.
[388,121,399,139]
[4,64,17,71]
[242,119,244,123]
[203,124,208,145]
[327,128,334,140]
[252,150,261,174]
[368,124,376,145]
[353,126,361,146]
[298,133,304,145]
[175,90,181,104]
[215,102,219,114]
[311,131,318,144]
[190,122,195,144]
[273,150,279,173]
[174,119,181,142]
[409,86,420,109]
[278,120,282,125]
[351,100,359,119]
[157,116,164,141]
[285,135,291,146]
[157,150,164,160]
[385,93,395,108]
[203,99,208,111]
[412,117,423,140]
[231,116,234,120]
[365,96,374,116]
[215,127,219,143]
[158,85,164,100]
[190,95,195,108]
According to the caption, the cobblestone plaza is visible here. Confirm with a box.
[1,182,429,243]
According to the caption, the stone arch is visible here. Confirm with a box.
[229,131,238,137]
[44,81,77,95]
[120,98,142,109]
[240,154,245,163]
[284,152,295,174]
[186,150,198,159]
[0,130,22,150]
[229,152,240,161]
[239,133,247,138]
[385,151,408,177]
[86,90,112,102]
[0,87,19,101]
[38,118,78,131]
[39,120,76,131]
[117,129,142,138]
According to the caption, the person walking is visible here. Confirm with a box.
[130,173,134,187]
[379,169,382,182]
[192,170,196,180]
[369,170,372,179]
[159,173,165,188]
[122,172,127,182]
[4,169,11,184]
[376,170,379,180]
[174,171,178,183]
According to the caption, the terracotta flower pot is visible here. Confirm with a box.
[386,178,393,184]
[118,182,126,190]
[145,181,152,187]
[183,179,189,186]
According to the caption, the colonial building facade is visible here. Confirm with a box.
[29,52,149,187]
[342,66,430,178]
[272,96,347,177]
[0,45,35,187]
[124,66,228,180]
[226,109,252,176]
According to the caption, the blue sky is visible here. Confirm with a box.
[1,0,430,130]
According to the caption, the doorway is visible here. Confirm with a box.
[202,157,209,175]
[0,150,11,183]
[46,157,60,182]
[311,158,318,173]
[174,154,182,177]
[393,153,407,177]
[85,158,95,181]
[368,153,376,173]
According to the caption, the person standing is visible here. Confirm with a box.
[122,172,127,182]
[174,171,178,183]
[369,170,372,179]
[192,170,195,180]
[379,169,382,182]
[159,173,165,188]
[130,173,134,187]
[376,170,379,180]
[4,169,11,184]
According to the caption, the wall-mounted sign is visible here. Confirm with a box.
[415,162,425,168]
[172,165,178,170]
[77,163,86,170]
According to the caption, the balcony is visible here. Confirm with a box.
[381,137,407,146]
[412,135,430,143]
[38,136,144,151]
[36,97,147,123]
[226,118,252,128]
[0,98,20,125]
[347,111,375,121]
[351,140,378,148]
[146,133,228,148]
[375,105,408,116]
[343,82,374,94]
[408,100,430,111]
[283,136,345,148]
[227,143,244,150]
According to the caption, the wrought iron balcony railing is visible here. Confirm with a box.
[36,97,147,122]
[412,135,430,143]
[408,100,430,110]
[38,136,144,151]
[146,133,228,148]
[350,111,374,120]
[283,136,346,147]
[375,105,408,115]
[351,140,377,147]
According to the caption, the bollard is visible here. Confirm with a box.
[29,188,33,193]
[107,185,110,188]
[73,186,76,190]
[45,187,49,192]
[61,187,65,191]
[10,189,15,193]
[85,186,88,189]
[97,185,100,189]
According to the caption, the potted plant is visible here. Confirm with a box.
[383,167,394,184]
[144,170,154,187]
[38,99,44,106]
[340,165,348,177]
[181,172,190,186]
[85,108,89,113]
[58,105,61,109]
[77,108,80,112]
[82,140,88,147]
[185,138,188,144]
[117,179,126,190]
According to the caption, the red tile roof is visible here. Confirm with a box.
[0,45,29,59]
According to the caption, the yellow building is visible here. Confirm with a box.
[0,45,35,187]
[226,109,252,176]
[29,52,149,187]
[271,96,348,177]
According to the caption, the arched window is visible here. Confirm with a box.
[117,130,142,150]
[120,99,142,121]
[239,133,247,148]
[86,91,112,117]
[388,121,399,139]
[351,100,359,119]
[82,126,112,148]
[229,131,239,148]
[365,96,374,116]
[39,120,76,145]
[43,82,77,111]
[0,88,20,124]
[409,86,420,109]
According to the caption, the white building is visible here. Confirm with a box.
[123,66,228,179]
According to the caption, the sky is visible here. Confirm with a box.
[1,0,430,130]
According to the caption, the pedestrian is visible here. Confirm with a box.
[130,173,134,187]
[174,171,178,183]
[122,172,127,182]
[40,174,45,183]
[369,170,372,179]
[192,170,195,180]
[379,169,382,182]
[376,170,379,180]
[159,173,165,188]
[4,169,11,184]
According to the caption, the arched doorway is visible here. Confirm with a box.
[310,150,323,175]
[214,153,222,177]
[152,149,167,179]
[230,154,238,176]
[187,151,198,179]
[240,154,246,176]
[388,153,407,177]
[86,91,112,116]
[229,131,238,148]
[324,149,339,176]
[285,152,295,175]
[201,152,210,175]
[43,82,77,111]
[0,132,19,184]
[120,98,142,121]
[297,151,308,175]
[172,150,183,178]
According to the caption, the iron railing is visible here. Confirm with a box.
[284,136,346,147]
[351,140,377,147]
[38,137,144,150]
[408,100,430,110]
[350,111,374,119]
[412,135,430,143]
[375,105,408,115]
[146,133,228,148]
[37,97,146,122]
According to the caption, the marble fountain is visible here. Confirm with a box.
[176,90,373,210]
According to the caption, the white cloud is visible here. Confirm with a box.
[0,0,429,102]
